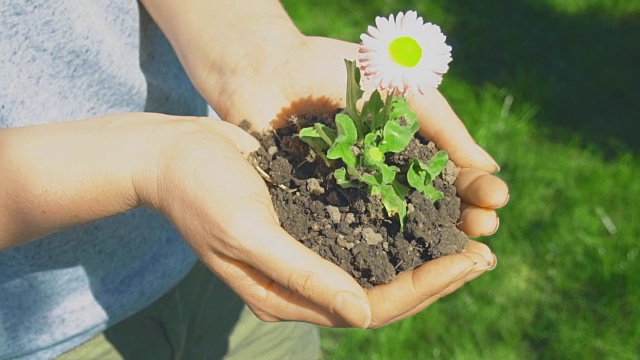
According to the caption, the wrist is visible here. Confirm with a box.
[129,115,205,215]
[0,113,174,248]
[141,0,304,113]
[132,116,262,231]
[187,17,304,108]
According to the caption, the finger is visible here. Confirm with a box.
[459,204,500,238]
[406,246,497,315]
[369,242,496,327]
[205,253,348,327]
[409,89,500,173]
[456,168,509,209]
[380,280,464,328]
[192,173,371,328]
[373,282,461,328]
[210,119,261,155]
[395,249,497,322]
[220,79,291,132]
[217,217,372,328]
[171,137,371,328]
[384,264,494,327]
[366,241,494,327]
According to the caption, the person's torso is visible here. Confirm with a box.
[0,2,207,358]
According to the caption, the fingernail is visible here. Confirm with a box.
[486,217,500,236]
[334,292,371,329]
[476,144,500,173]
[461,253,498,282]
[475,253,498,271]
[498,193,510,208]
[488,253,498,270]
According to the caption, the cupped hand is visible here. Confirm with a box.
[205,35,508,237]
[190,35,508,328]
[142,118,498,329]
[140,119,373,327]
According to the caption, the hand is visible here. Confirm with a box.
[139,118,378,328]
[140,118,499,330]
[206,35,507,237]
[198,35,507,328]
[0,113,375,327]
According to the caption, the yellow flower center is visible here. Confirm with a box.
[388,36,422,68]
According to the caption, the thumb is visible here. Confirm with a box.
[217,214,373,328]
[179,123,372,327]
[208,118,261,155]
[409,88,500,173]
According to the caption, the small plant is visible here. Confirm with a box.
[299,11,453,228]
[300,60,448,228]
[249,11,466,287]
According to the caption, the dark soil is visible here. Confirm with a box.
[247,114,469,288]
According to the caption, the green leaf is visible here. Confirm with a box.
[379,184,404,216]
[362,173,382,188]
[392,180,410,230]
[407,158,431,192]
[378,183,408,229]
[326,114,357,168]
[389,97,417,124]
[370,184,382,196]
[426,150,449,178]
[378,116,420,153]
[298,127,325,149]
[397,199,407,230]
[299,125,334,151]
[377,98,420,153]
[315,123,337,146]
[334,167,358,188]
[406,158,446,203]
[362,132,384,168]
[363,132,380,148]
[363,132,381,157]
[392,178,410,200]
[377,163,399,184]
[422,183,445,203]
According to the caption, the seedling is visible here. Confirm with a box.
[300,60,449,228]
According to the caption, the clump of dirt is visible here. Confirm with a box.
[248,114,468,288]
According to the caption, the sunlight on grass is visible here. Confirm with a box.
[281,1,639,359]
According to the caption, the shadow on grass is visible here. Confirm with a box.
[439,0,639,153]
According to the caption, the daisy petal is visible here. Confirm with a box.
[357,11,452,95]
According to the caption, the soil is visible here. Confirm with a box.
[247,114,469,288]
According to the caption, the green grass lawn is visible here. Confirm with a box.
[281,1,640,359]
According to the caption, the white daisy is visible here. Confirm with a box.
[358,10,452,96]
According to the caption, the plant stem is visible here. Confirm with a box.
[382,93,394,122]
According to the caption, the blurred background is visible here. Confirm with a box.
[281,1,640,359]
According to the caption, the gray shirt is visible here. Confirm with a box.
[1,2,208,358]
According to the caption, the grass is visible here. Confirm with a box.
[281,1,640,359]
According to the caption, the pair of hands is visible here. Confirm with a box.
[140,36,509,329]
[0,8,506,329]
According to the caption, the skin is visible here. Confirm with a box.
[0,0,508,329]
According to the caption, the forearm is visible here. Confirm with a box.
[0,113,176,249]
[140,0,303,101]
